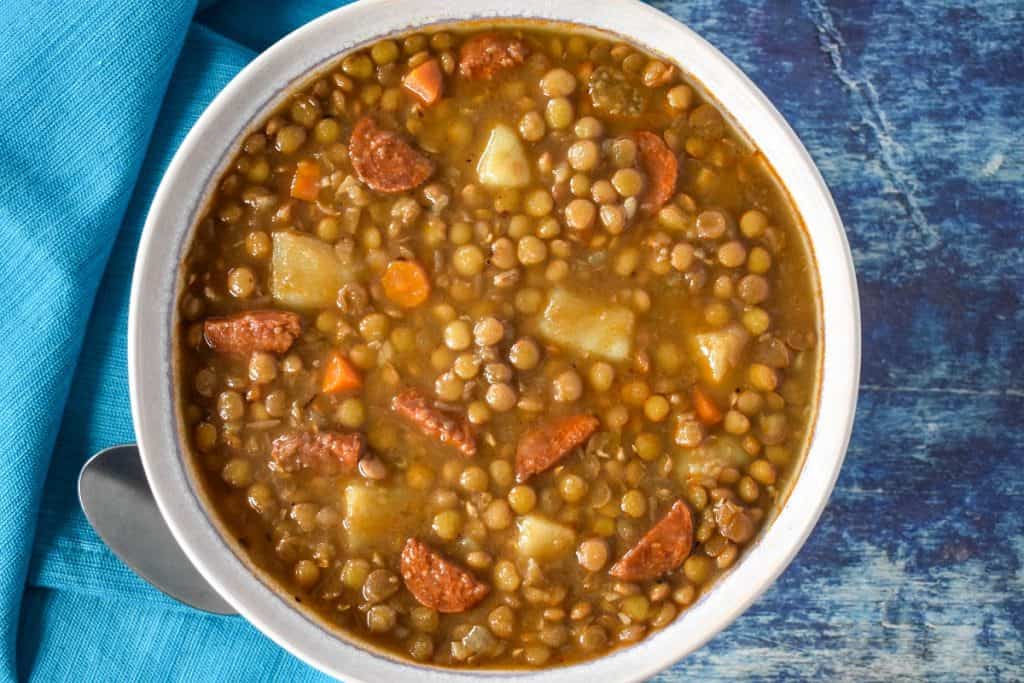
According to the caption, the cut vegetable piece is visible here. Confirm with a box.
[691,385,722,425]
[343,484,418,553]
[381,260,431,308]
[476,124,531,188]
[537,288,635,361]
[322,351,361,393]
[270,231,354,309]
[692,323,750,384]
[675,435,752,480]
[289,159,321,201]
[402,58,443,106]
[515,514,576,561]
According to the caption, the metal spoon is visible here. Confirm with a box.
[78,444,237,615]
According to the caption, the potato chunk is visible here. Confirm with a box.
[692,323,750,384]
[515,514,576,561]
[675,436,751,480]
[343,484,417,553]
[270,232,355,309]
[537,288,635,361]
[477,124,530,188]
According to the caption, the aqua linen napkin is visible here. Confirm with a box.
[0,1,351,680]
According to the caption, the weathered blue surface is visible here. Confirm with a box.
[641,1,1024,680]
[19,0,1024,681]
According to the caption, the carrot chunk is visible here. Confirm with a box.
[402,59,443,106]
[381,260,431,308]
[692,385,723,425]
[290,159,321,201]
[322,350,361,393]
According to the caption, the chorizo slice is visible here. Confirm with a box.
[633,131,678,213]
[203,310,301,354]
[271,431,364,474]
[391,389,476,457]
[348,116,434,193]
[457,33,530,80]
[515,414,599,483]
[608,500,693,581]
[400,539,489,613]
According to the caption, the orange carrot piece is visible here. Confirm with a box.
[402,59,443,106]
[381,260,431,308]
[290,159,321,201]
[322,351,361,394]
[692,386,723,425]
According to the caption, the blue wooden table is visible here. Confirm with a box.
[642,1,1024,680]
[19,1,1023,681]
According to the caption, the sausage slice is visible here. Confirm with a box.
[391,389,476,457]
[348,116,434,193]
[458,33,530,80]
[632,131,678,213]
[515,414,599,483]
[203,310,301,354]
[608,500,693,581]
[271,431,364,474]
[400,539,489,613]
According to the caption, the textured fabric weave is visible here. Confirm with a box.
[0,2,346,680]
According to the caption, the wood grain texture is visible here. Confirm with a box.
[643,0,1024,680]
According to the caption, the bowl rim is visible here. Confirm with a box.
[128,1,861,681]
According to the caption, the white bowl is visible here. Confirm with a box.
[129,1,860,680]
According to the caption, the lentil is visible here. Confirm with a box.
[180,24,821,670]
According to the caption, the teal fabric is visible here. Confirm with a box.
[1,2,349,680]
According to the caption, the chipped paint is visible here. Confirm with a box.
[981,153,1005,177]
[805,0,940,253]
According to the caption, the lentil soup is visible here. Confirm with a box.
[176,22,821,669]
